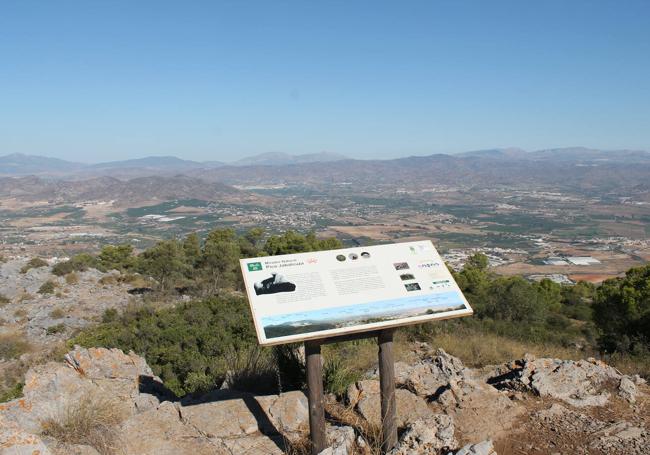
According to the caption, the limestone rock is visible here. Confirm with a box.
[324,425,356,455]
[388,414,456,455]
[222,434,285,455]
[255,390,309,435]
[179,389,262,438]
[119,401,229,455]
[590,421,649,454]
[0,415,52,455]
[0,346,157,434]
[349,380,436,427]
[492,355,627,407]
[395,349,467,397]
[618,376,638,403]
[454,440,497,455]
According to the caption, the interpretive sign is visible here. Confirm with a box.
[240,240,472,345]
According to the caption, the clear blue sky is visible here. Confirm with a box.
[1,1,649,163]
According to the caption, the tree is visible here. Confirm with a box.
[198,228,242,294]
[138,239,190,290]
[465,253,489,270]
[483,276,548,325]
[263,231,342,256]
[593,264,650,352]
[97,244,136,271]
[182,233,202,268]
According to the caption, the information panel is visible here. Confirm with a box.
[240,240,472,345]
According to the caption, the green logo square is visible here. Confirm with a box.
[247,262,263,272]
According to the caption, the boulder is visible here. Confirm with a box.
[179,389,263,438]
[119,401,230,455]
[492,355,630,407]
[388,414,456,455]
[255,390,309,434]
[348,380,437,427]
[618,376,638,403]
[318,425,356,455]
[0,347,158,434]
[395,349,467,397]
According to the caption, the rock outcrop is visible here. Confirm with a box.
[1,346,648,455]
[491,354,645,407]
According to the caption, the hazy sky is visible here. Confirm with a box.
[1,1,649,163]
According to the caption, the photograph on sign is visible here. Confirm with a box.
[240,240,472,345]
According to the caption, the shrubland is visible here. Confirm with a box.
[4,229,650,403]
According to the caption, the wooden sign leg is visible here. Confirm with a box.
[378,329,397,453]
[305,340,327,454]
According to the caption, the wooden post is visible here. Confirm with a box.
[305,340,327,454]
[378,329,397,453]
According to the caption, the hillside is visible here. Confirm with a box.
[0,175,246,206]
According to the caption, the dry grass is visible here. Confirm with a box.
[422,330,586,368]
[41,393,127,455]
[0,331,31,360]
[326,400,382,455]
[65,272,79,285]
[49,308,66,319]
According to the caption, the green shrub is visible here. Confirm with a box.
[46,323,66,335]
[0,294,10,305]
[71,296,258,396]
[20,257,48,274]
[52,253,98,276]
[323,356,360,396]
[0,382,24,403]
[38,280,57,295]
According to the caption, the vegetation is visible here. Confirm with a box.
[52,253,97,276]
[0,293,10,305]
[66,238,650,403]
[0,332,30,360]
[20,257,48,274]
[38,280,57,295]
[46,323,66,335]
[41,393,126,455]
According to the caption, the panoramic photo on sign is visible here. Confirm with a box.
[240,240,473,345]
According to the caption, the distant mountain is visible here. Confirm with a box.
[232,152,348,166]
[0,153,85,175]
[528,147,650,163]
[455,147,650,163]
[0,174,249,206]
[454,148,528,159]
[89,156,224,172]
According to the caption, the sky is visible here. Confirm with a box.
[1,1,649,163]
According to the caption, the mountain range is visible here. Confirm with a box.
[0,152,350,177]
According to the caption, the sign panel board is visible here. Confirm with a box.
[240,240,472,345]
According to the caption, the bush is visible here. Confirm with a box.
[46,323,66,335]
[65,272,79,285]
[0,294,10,305]
[71,296,258,396]
[41,393,126,455]
[38,280,57,295]
[50,308,66,319]
[0,381,23,403]
[52,253,97,276]
[20,257,48,274]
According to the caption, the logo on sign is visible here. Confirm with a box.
[247,262,263,272]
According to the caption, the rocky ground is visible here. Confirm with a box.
[0,257,149,397]
[1,344,647,455]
